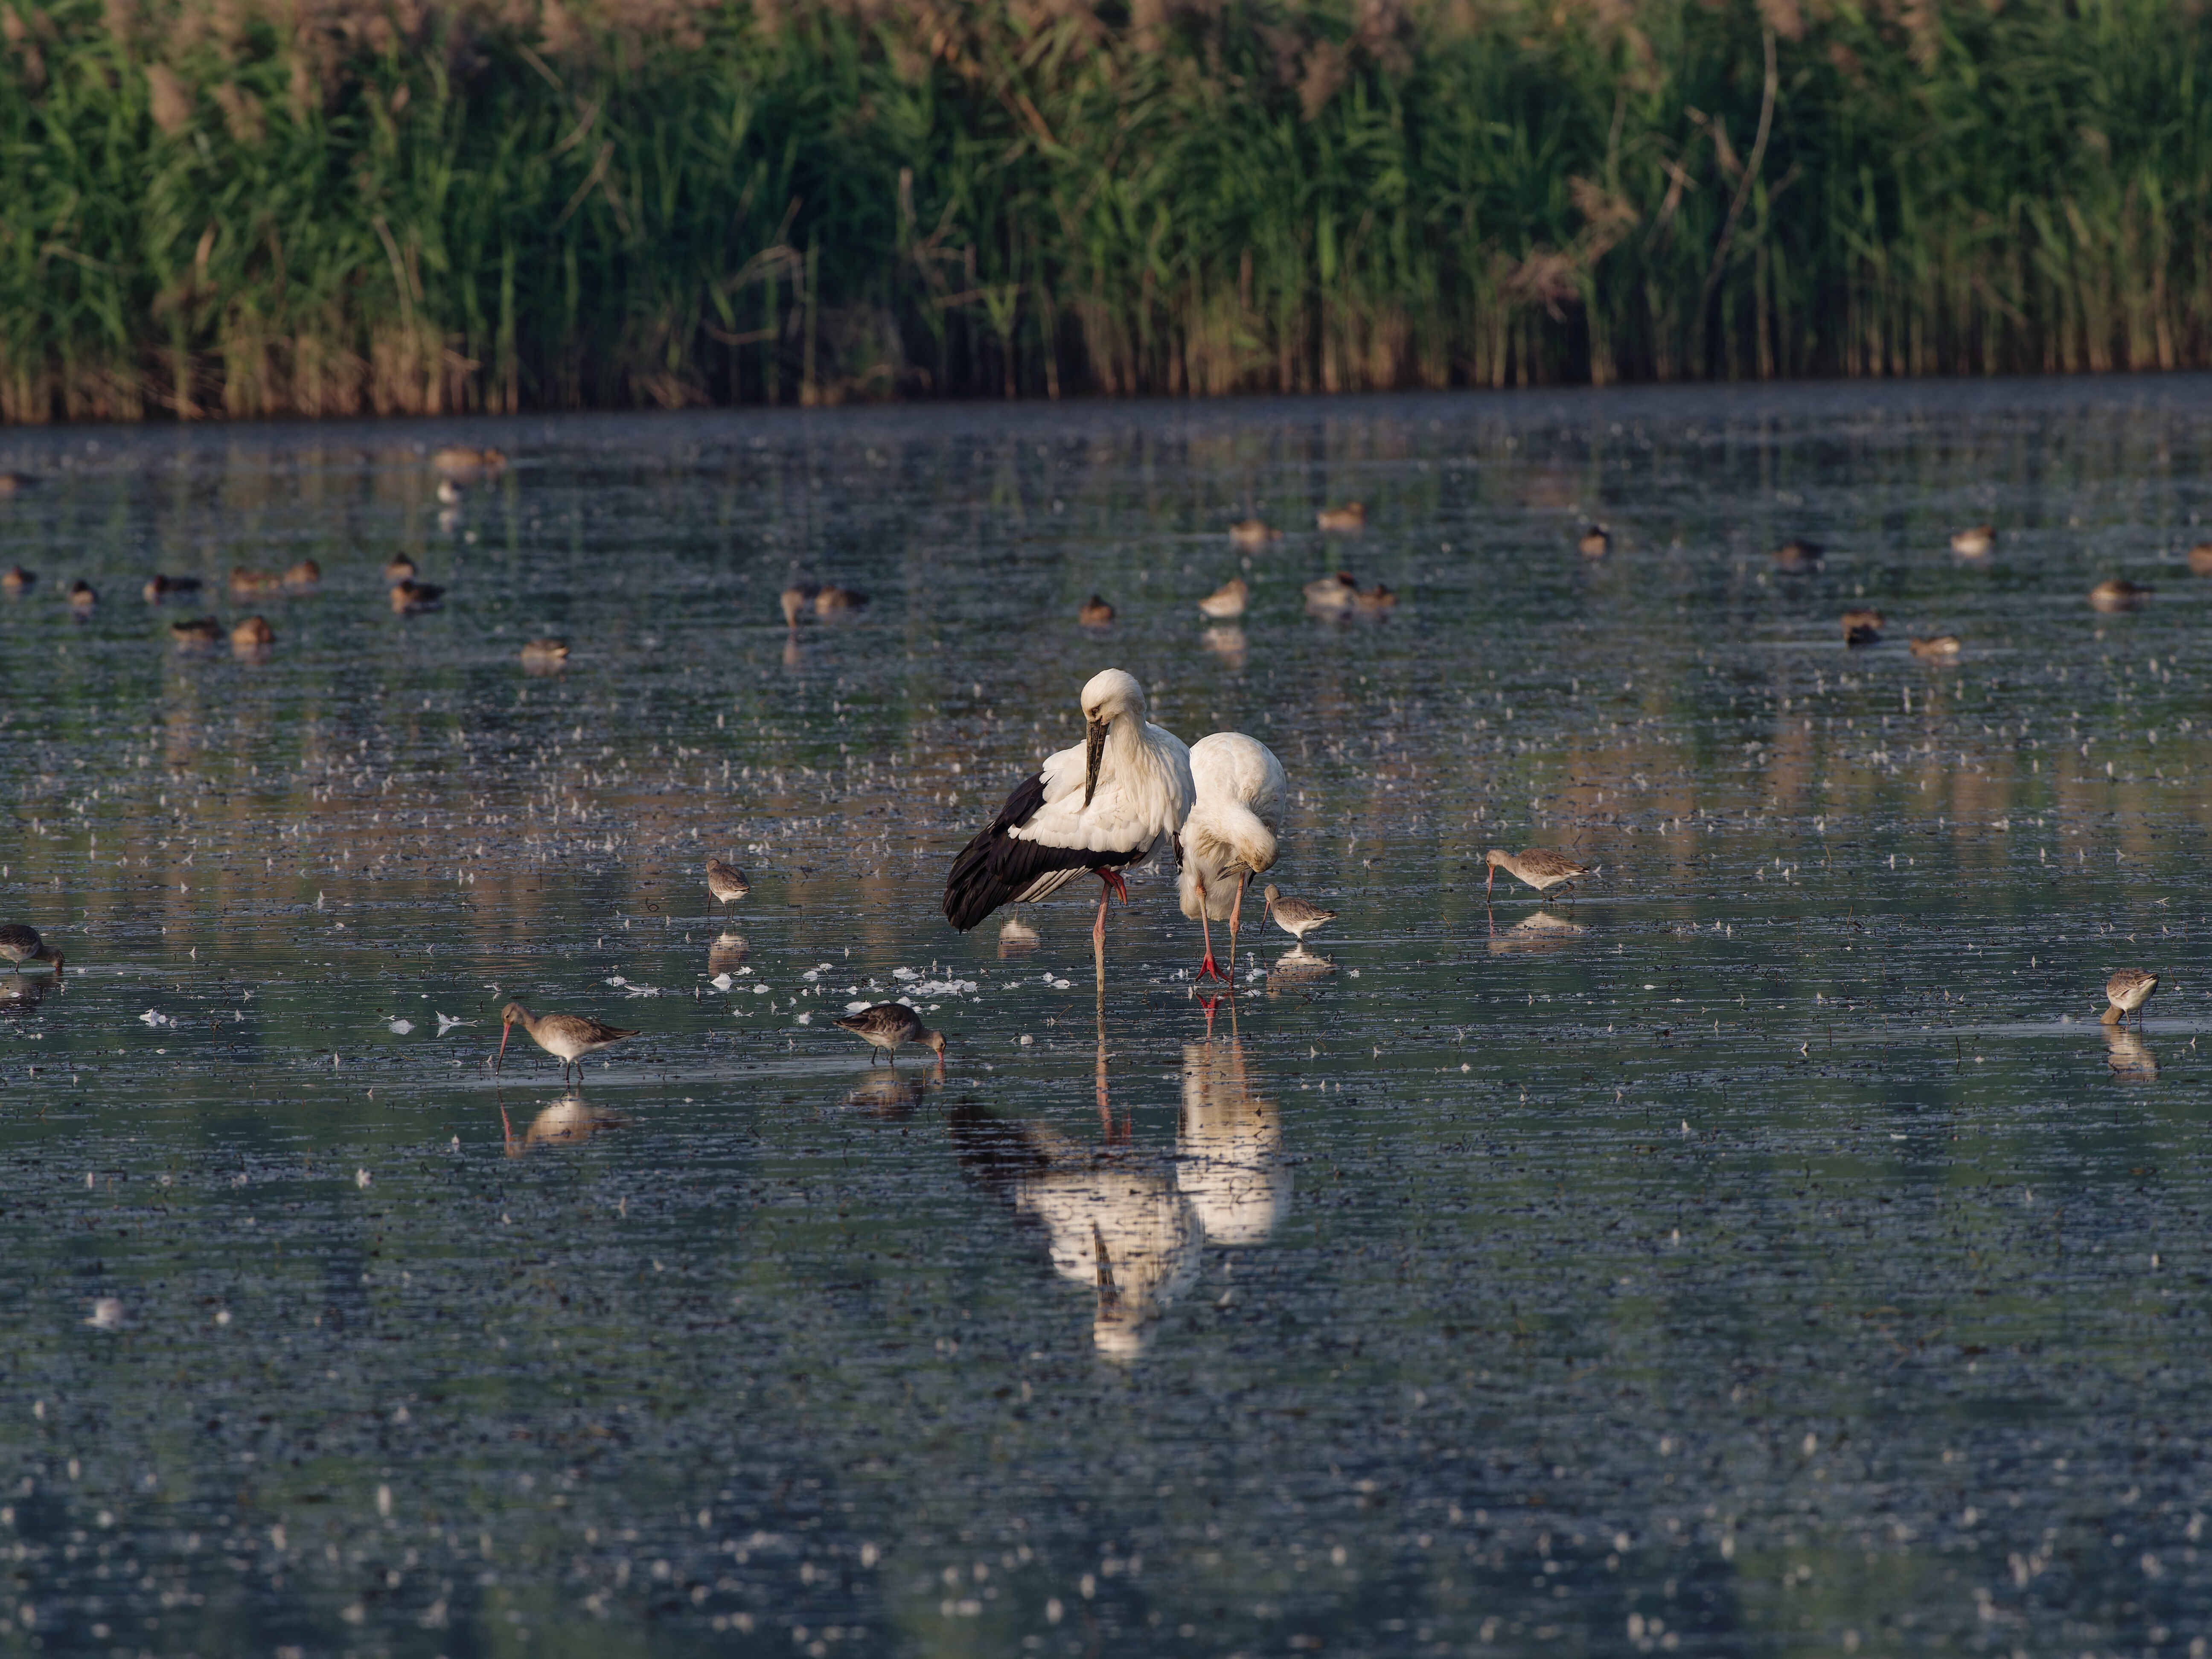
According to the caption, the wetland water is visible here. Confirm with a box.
[2,378,2211,1656]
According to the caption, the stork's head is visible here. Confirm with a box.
[1080,669,1146,806]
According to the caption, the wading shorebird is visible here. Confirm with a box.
[1909,634,1962,660]
[67,579,97,613]
[1197,577,1249,619]
[2190,543,2212,577]
[1302,572,1358,614]
[497,1002,639,1083]
[142,573,202,602]
[2101,969,2159,1028]
[230,616,274,652]
[1950,524,1996,558]
[384,553,419,582]
[0,472,36,495]
[1229,519,1281,550]
[780,582,821,625]
[1350,582,1397,614]
[943,667,1194,960]
[230,566,283,597]
[431,445,505,479]
[1261,885,1335,945]
[1770,538,1824,572]
[520,638,569,670]
[1578,525,1612,558]
[2090,578,2152,612]
[390,579,445,614]
[1178,732,1287,981]
[170,616,221,646]
[1484,847,1595,898]
[706,859,751,905]
[1079,595,1116,627]
[282,559,321,591]
[815,584,868,616]
[1841,608,1885,646]
[0,924,64,975]
[1316,502,1366,533]
[833,1001,948,1067]
[2,565,33,595]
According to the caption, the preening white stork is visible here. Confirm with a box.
[1177,732,1287,981]
[943,668,1194,955]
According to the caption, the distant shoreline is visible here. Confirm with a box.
[6,0,2210,425]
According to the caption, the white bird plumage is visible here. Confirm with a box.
[944,669,1194,955]
[1176,732,1287,980]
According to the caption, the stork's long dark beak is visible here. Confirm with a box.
[1083,716,1108,807]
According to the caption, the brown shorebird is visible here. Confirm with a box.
[1950,524,1996,557]
[1079,595,1116,627]
[1229,519,1281,550]
[391,579,445,614]
[1485,847,1594,897]
[1578,525,1611,557]
[2,565,33,595]
[497,1001,638,1082]
[1303,572,1358,614]
[230,565,282,597]
[779,582,821,625]
[170,616,222,646]
[2090,578,2151,612]
[0,924,63,975]
[1351,583,1397,614]
[67,579,97,613]
[1317,502,1366,533]
[1908,634,1961,660]
[815,584,868,616]
[431,445,505,479]
[707,859,751,905]
[0,472,35,496]
[834,1002,947,1066]
[1841,608,1885,645]
[384,553,419,582]
[2189,543,2212,577]
[1771,538,1824,572]
[1197,577,1249,619]
[230,616,274,651]
[520,638,569,670]
[2101,969,2159,1028]
[282,559,321,591]
[142,574,202,602]
[1262,885,1335,943]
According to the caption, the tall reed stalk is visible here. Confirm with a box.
[3,0,2211,421]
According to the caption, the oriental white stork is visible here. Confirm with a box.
[943,668,1194,957]
[1176,732,1287,982]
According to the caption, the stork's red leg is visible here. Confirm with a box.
[1195,876,1224,981]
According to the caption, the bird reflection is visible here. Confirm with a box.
[839,1070,931,1118]
[2103,1027,2159,1083]
[1179,1036,1288,1246]
[501,1094,624,1155]
[1200,625,1248,667]
[707,933,750,975]
[1266,946,1333,992]
[0,973,53,1014]
[1487,908,1588,955]
[998,914,1041,956]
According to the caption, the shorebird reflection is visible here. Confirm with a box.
[2103,1027,2159,1083]
[707,933,750,975]
[1487,908,1588,955]
[1179,1038,1288,1246]
[501,1094,625,1155]
[840,1070,931,1118]
[1266,946,1333,993]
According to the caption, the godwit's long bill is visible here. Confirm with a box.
[1178,732,1286,981]
[497,1001,639,1083]
[943,667,1193,962]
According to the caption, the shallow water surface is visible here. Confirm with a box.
[3,378,2212,1655]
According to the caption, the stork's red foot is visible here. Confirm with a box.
[1099,867,1130,904]
[1198,953,1227,982]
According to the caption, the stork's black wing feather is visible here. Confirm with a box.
[942,771,1143,931]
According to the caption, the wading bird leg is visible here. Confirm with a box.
[1195,876,1223,982]
[1227,876,1248,977]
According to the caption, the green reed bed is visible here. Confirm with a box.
[3,0,2211,421]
